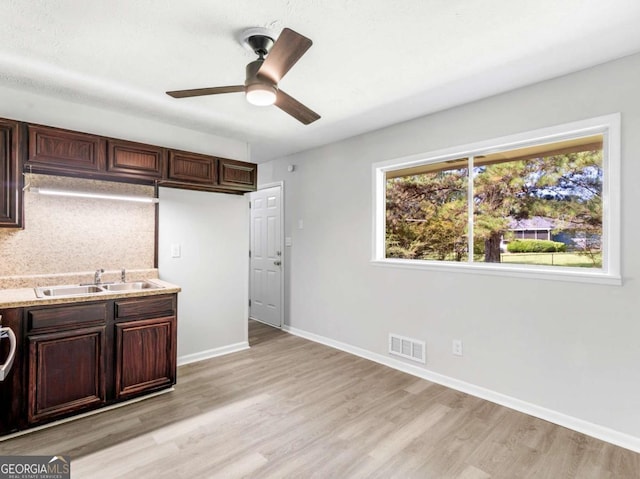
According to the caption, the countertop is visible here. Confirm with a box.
[0,279,181,309]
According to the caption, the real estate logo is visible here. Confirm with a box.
[0,456,70,479]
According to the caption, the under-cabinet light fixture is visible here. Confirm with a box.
[30,187,159,203]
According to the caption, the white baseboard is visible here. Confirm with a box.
[283,324,640,453]
[177,341,249,366]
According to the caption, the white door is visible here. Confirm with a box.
[249,185,283,328]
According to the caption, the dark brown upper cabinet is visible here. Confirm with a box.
[218,157,257,192]
[166,150,217,187]
[107,139,165,181]
[27,124,107,175]
[26,126,164,184]
[163,152,257,193]
[6,117,255,194]
[0,119,23,228]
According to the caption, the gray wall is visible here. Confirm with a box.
[158,187,249,361]
[259,52,640,445]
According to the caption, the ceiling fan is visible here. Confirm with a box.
[166,28,320,125]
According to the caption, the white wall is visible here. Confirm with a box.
[158,187,249,361]
[0,84,247,160]
[259,52,640,449]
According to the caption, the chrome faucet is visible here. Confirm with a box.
[94,268,104,285]
[121,268,126,283]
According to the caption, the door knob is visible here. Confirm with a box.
[274,260,282,266]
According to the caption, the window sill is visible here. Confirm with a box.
[370,258,622,286]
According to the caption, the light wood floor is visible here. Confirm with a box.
[1,320,638,478]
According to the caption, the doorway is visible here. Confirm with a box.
[248,184,283,328]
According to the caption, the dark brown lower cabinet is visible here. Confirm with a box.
[115,315,176,399]
[0,293,177,436]
[28,326,106,424]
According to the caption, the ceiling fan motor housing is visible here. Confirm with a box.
[245,59,277,105]
[244,34,278,104]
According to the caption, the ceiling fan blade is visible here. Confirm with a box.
[258,28,312,83]
[275,89,320,125]
[166,85,245,98]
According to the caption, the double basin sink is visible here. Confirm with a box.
[35,281,164,299]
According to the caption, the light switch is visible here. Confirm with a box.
[171,243,181,258]
[285,237,292,247]
[298,219,304,229]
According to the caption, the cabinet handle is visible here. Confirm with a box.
[0,326,17,381]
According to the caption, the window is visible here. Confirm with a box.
[373,115,621,284]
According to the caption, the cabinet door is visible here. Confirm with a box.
[0,119,23,228]
[107,139,165,181]
[27,125,106,175]
[167,150,217,186]
[115,316,176,400]
[28,326,106,424]
[218,157,257,191]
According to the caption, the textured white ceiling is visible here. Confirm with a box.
[1,0,640,162]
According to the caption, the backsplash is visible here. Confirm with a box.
[0,175,156,288]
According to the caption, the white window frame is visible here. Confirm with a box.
[372,114,621,285]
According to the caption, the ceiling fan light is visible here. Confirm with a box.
[246,83,276,106]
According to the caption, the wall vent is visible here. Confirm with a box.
[389,334,426,364]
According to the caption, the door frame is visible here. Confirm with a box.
[248,181,285,329]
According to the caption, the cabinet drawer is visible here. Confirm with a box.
[115,295,176,320]
[27,302,108,333]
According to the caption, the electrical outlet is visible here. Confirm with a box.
[452,339,463,357]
